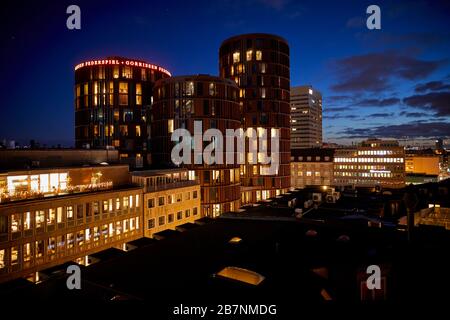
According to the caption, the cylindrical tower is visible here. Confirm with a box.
[219,34,291,204]
[74,57,171,168]
[152,75,241,217]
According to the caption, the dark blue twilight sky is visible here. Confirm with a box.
[1,0,449,147]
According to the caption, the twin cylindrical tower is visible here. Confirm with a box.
[75,33,291,216]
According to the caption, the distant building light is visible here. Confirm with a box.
[309,88,313,95]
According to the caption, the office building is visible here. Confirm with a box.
[333,139,405,188]
[290,86,322,149]
[0,151,202,283]
[151,75,241,217]
[290,148,334,189]
[74,57,171,168]
[0,163,142,283]
[219,33,291,204]
[132,169,201,237]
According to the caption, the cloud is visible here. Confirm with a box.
[324,107,350,113]
[403,91,450,116]
[324,114,360,120]
[330,51,446,93]
[340,121,450,138]
[354,97,400,107]
[357,32,450,49]
[399,111,429,118]
[414,80,450,92]
[368,113,395,118]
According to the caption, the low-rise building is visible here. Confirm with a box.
[0,164,142,283]
[333,139,405,189]
[132,169,201,238]
[290,148,334,189]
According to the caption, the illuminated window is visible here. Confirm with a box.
[35,210,45,228]
[123,196,129,209]
[256,50,262,60]
[119,82,128,105]
[11,214,21,233]
[36,240,45,256]
[0,249,6,270]
[233,52,240,63]
[246,50,253,61]
[113,140,120,147]
[136,83,142,105]
[209,83,216,96]
[67,206,74,220]
[113,66,119,79]
[23,243,31,262]
[11,247,18,265]
[122,66,132,78]
[47,209,55,225]
[136,125,141,137]
[24,212,31,230]
[168,119,174,133]
[57,207,63,223]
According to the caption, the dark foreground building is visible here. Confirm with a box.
[219,34,291,204]
[74,57,171,168]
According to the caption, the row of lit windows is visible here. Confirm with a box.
[291,156,331,162]
[335,165,391,170]
[334,157,404,163]
[0,218,139,269]
[357,150,395,156]
[94,125,141,137]
[147,191,198,208]
[233,50,263,63]
[147,207,199,229]
[294,171,331,177]
[334,172,393,178]
[1,195,140,235]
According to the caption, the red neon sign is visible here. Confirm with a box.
[74,59,171,76]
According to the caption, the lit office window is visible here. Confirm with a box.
[11,214,21,233]
[256,50,262,60]
[168,119,174,133]
[35,210,45,228]
[23,243,31,262]
[233,52,240,63]
[246,50,253,61]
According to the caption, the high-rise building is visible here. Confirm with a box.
[219,34,291,204]
[290,85,322,149]
[333,139,405,188]
[74,57,171,168]
[151,75,241,217]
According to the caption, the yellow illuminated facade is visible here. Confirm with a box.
[132,169,201,237]
[405,154,440,175]
[1,166,202,284]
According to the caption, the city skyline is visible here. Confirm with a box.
[1,0,449,146]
